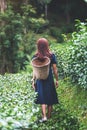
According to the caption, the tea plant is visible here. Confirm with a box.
[51,20,87,89]
[51,43,69,79]
[0,73,80,130]
[0,73,39,130]
[67,20,87,89]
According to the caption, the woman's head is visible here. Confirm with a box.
[36,38,52,59]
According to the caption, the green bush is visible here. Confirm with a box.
[49,27,64,43]
[51,20,87,89]
[0,73,80,130]
[49,23,74,43]
[67,20,87,89]
[0,73,39,130]
[68,45,87,88]
[0,6,24,73]
[0,4,47,74]
[51,43,69,79]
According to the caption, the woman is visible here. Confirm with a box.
[32,38,59,122]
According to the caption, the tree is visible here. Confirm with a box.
[0,6,23,74]
[0,2,47,74]
[0,0,7,13]
[37,0,52,19]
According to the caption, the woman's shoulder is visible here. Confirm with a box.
[51,53,56,58]
[50,53,57,64]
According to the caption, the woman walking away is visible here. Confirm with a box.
[32,38,59,122]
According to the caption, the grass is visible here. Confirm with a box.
[58,79,87,130]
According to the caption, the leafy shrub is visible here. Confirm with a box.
[68,45,87,88]
[67,20,87,89]
[51,20,87,89]
[0,73,39,130]
[0,71,80,130]
[61,23,75,34]
[49,23,74,43]
[51,43,69,79]
[22,31,36,56]
[0,6,24,74]
[0,4,47,74]
[49,27,64,43]
[21,4,47,33]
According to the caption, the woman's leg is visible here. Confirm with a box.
[41,104,47,118]
[47,105,52,119]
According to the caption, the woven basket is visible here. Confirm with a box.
[31,57,50,80]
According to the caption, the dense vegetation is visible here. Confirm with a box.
[0,69,87,130]
[0,73,85,130]
[0,1,87,130]
[52,20,87,89]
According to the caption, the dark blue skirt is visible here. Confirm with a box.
[35,68,59,105]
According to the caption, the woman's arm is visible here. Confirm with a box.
[32,73,36,90]
[52,64,58,87]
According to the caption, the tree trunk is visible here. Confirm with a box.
[45,4,48,19]
[0,54,14,74]
[22,0,28,4]
[0,0,7,13]
[65,0,70,24]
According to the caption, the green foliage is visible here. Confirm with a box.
[51,20,87,89]
[31,104,79,130]
[58,80,87,130]
[22,31,36,55]
[49,24,74,43]
[0,3,47,74]
[67,20,87,89]
[0,6,24,73]
[51,43,69,79]
[0,73,80,130]
[21,4,47,33]
[49,27,64,43]
[37,0,52,5]
[68,45,87,88]
[0,73,39,130]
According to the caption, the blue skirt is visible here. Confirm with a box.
[35,68,59,105]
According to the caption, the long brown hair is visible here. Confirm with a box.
[35,38,52,60]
